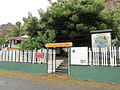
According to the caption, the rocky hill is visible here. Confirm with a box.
[0,23,14,38]
[106,0,120,10]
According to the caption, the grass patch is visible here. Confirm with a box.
[0,69,120,90]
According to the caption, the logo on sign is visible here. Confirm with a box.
[80,60,86,63]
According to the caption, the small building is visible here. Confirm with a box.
[2,35,28,50]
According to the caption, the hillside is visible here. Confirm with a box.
[106,0,120,10]
[0,23,14,38]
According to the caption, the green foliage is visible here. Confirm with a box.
[0,38,6,45]
[23,15,40,37]
[114,40,120,47]
[8,0,120,48]
[40,0,114,46]
[111,5,120,46]
[19,30,56,50]
[113,9,120,36]
[0,38,6,49]
[7,22,23,37]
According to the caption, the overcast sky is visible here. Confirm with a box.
[0,0,56,25]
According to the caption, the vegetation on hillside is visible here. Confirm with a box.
[0,23,14,38]
[0,23,14,49]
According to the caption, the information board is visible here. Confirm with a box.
[71,47,88,65]
[91,32,111,48]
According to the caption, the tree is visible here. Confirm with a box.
[7,22,23,37]
[19,30,56,50]
[111,4,120,46]
[19,12,56,50]
[39,0,116,46]
[22,12,41,37]
[0,38,6,49]
[6,12,56,50]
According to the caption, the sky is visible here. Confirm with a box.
[0,0,56,25]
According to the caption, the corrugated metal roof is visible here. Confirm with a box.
[9,35,28,41]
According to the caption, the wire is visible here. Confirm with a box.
[56,35,90,37]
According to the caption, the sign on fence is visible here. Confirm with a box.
[71,47,88,65]
[35,53,46,63]
[0,49,51,64]
[35,53,44,58]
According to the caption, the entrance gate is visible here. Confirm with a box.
[46,42,72,75]
[55,47,70,75]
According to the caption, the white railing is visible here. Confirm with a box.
[88,47,120,67]
[0,49,53,64]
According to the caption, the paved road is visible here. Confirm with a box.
[0,76,104,90]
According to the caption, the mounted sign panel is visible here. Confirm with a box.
[35,53,44,58]
[90,29,112,48]
[45,42,73,48]
[35,53,46,63]
[71,47,88,65]
[92,33,111,48]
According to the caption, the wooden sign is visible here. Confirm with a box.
[35,53,44,58]
[45,42,73,48]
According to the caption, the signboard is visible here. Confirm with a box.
[71,47,88,65]
[35,53,46,63]
[35,53,44,58]
[92,32,111,48]
[45,42,73,48]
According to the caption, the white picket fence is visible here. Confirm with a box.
[88,47,120,67]
[0,49,50,63]
[0,49,63,73]
[1,47,120,68]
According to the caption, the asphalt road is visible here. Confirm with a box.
[0,76,104,90]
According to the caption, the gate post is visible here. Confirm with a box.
[68,47,71,75]
[53,48,56,73]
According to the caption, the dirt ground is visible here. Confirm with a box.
[0,69,120,90]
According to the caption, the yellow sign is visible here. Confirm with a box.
[45,42,73,48]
